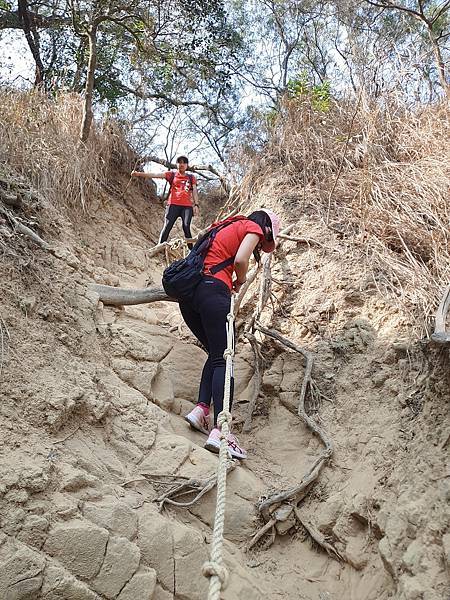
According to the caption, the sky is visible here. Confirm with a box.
[1,31,35,88]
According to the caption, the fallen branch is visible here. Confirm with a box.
[234,263,261,316]
[0,204,79,267]
[89,283,175,306]
[256,254,272,322]
[0,204,51,251]
[0,315,10,379]
[141,155,231,194]
[52,426,81,444]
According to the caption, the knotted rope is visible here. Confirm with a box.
[202,293,235,599]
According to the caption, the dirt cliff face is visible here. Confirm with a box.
[1,162,449,600]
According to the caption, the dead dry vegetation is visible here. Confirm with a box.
[0,91,449,600]
[239,96,450,336]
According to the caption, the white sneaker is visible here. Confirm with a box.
[185,405,210,435]
[204,428,247,460]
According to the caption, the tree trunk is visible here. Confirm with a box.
[80,27,97,143]
[72,38,87,92]
[18,0,45,86]
[427,26,450,99]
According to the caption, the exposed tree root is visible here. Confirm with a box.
[140,460,237,510]
[294,507,343,561]
[248,324,334,551]
[242,332,262,433]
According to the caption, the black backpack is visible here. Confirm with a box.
[162,216,245,301]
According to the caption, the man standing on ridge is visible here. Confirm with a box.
[131,155,199,248]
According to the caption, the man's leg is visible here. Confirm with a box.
[159,205,182,243]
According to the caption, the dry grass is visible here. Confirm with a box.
[239,95,450,334]
[0,88,135,211]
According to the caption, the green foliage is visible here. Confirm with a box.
[265,107,278,127]
[287,73,331,112]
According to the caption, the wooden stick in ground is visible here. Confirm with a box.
[243,332,262,433]
[247,518,276,550]
[253,324,333,521]
[431,284,450,344]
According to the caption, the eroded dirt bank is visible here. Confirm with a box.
[1,157,449,600]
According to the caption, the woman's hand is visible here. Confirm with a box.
[232,278,246,293]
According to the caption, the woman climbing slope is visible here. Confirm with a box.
[182,209,280,459]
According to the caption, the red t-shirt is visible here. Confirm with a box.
[165,171,197,206]
[203,219,264,290]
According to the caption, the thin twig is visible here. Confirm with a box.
[52,426,81,444]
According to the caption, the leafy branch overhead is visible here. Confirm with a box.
[1,0,243,140]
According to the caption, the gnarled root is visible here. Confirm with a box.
[140,460,237,510]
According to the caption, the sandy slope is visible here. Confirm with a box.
[0,171,449,600]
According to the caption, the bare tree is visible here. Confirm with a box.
[364,0,450,98]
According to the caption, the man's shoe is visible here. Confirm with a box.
[185,405,210,435]
[204,428,247,460]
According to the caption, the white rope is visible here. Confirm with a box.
[202,294,235,599]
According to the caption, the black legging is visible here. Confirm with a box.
[159,204,193,245]
[179,276,234,426]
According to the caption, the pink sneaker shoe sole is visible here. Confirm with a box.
[204,436,247,460]
[185,412,209,435]
[204,438,221,454]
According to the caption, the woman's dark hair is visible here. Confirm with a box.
[176,155,189,164]
[247,210,274,263]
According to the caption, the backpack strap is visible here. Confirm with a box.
[209,256,235,274]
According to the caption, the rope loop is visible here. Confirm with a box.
[223,348,234,359]
[217,411,232,428]
[202,561,229,589]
